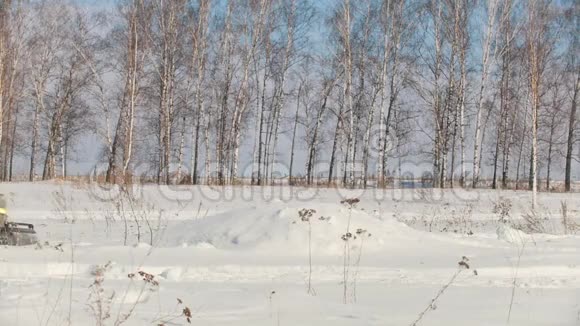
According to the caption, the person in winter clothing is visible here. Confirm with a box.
[0,194,7,226]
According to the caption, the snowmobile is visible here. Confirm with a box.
[0,193,38,246]
[0,220,38,246]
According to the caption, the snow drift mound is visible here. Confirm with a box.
[160,203,416,255]
[496,223,530,244]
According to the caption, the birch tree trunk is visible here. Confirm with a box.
[0,3,6,165]
[377,0,403,188]
[30,78,47,181]
[546,112,556,191]
[339,0,355,188]
[564,1,579,192]
[307,82,331,185]
[121,3,142,181]
[230,0,269,184]
[106,0,147,184]
[527,0,542,209]
[328,110,342,185]
[255,58,268,185]
[216,2,233,185]
[515,96,530,190]
[289,83,302,185]
[472,0,498,188]
[565,73,579,191]
[455,0,469,188]
[376,10,389,187]
[268,0,297,184]
[431,0,443,188]
[191,0,211,185]
[177,117,186,183]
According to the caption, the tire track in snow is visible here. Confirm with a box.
[0,262,578,289]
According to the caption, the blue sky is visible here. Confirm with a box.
[75,0,117,9]
[77,0,116,5]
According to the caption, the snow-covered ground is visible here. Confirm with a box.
[0,182,579,325]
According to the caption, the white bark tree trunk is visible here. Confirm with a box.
[472,0,499,188]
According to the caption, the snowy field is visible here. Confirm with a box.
[0,182,579,326]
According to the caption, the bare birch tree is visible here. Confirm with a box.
[564,0,579,192]
[472,0,499,188]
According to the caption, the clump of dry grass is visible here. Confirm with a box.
[410,256,477,326]
[87,262,115,326]
[115,188,163,246]
[561,201,579,235]
[87,264,164,326]
[152,298,194,325]
[493,197,512,223]
[520,209,548,234]
[298,208,317,296]
[352,228,371,302]
[113,270,160,326]
[340,198,359,304]
[52,189,75,223]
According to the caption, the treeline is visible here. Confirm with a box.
[0,0,578,196]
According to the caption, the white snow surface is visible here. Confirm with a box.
[0,182,579,325]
